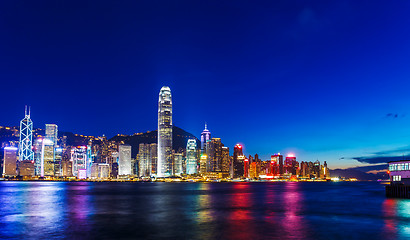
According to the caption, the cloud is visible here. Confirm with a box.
[385,113,405,119]
[352,155,410,164]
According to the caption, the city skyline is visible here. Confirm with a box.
[1,1,410,169]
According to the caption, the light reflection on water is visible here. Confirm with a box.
[0,181,408,239]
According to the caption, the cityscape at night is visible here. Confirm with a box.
[1,1,410,239]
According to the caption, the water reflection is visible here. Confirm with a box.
[225,183,254,240]
[282,182,309,239]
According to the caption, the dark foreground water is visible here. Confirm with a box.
[0,181,407,240]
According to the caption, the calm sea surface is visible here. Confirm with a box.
[0,181,407,239]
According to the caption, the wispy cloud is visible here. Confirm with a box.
[385,113,405,119]
[352,155,410,164]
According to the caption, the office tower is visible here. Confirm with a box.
[138,143,150,177]
[221,146,230,173]
[158,86,172,177]
[3,147,18,177]
[314,160,321,178]
[54,148,62,176]
[300,161,308,177]
[43,140,55,176]
[285,154,296,175]
[271,154,283,176]
[232,144,245,178]
[18,106,34,162]
[71,146,88,178]
[174,153,184,175]
[33,138,42,176]
[323,161,329,178]
[244,157,249,178]
[200,123,211,153]
[206,138,223,172]
[186,139,197,175]
[45,124,58,145]
[200,154,207,174]
[149,143,157,175]
[119,145,132,176]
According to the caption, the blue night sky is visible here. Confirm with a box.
[1,1,410,168]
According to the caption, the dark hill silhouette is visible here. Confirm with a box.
[109,126,200,158]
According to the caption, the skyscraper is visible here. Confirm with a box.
[232,144,245,178]
[138,143,150,177]
[3,147,18,177]
[158,86,172,177]
[200,123,211,153]
[186,139,197,175]
[18,106,34,162]
[206,138,223,172]
[45,124,58,145]
[119,145,132,176]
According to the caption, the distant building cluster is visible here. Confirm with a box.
[1,86,330,181]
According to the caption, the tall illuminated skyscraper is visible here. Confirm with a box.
[158,86,172,177]
[18,106,34,162]
[200,123,211,153]
[186,139,197,175]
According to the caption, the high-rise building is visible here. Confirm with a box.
[244,157,249,178]
[138,143,150,177]
[200,123,211,153]
[119,145,132,176]
[206,138,223,172]
[45,124,58,145]
[43,141,55,176]
[18,106,34,162]
[186,139,197,175]
[221,146,230,173]
[158,86,173,177]
[285,154,296,175]
[71,146,89,179]
[271,154,282,176]
[3,147,18,177]
[174,153,184,175]
[232,144,245,179]
[33,138,42,176]
[149,143,157,175]
[200,154,207,174]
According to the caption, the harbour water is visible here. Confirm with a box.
[0,181,407,239]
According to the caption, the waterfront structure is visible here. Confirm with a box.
[186,139,197,175]
[3,147,18,177]
[18,106,34,162]
[386,160,410,198]
[119,145,132,176]
[158,86,172,177]
[200,123,211,153]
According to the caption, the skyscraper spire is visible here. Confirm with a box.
[205,122,207,130]
[19,106,34,162]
